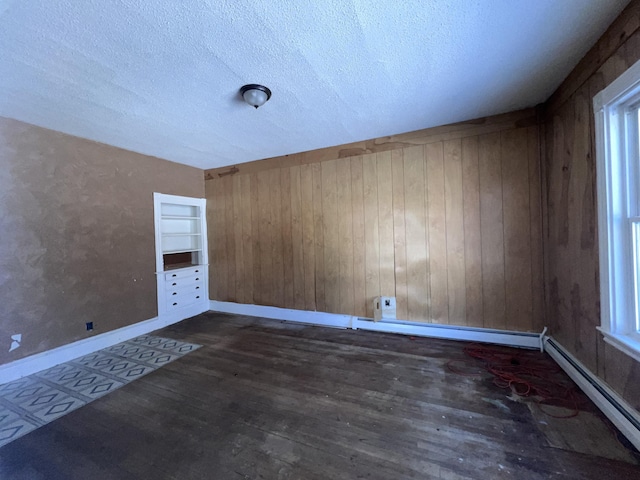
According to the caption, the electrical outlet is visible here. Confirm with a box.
[9,333,21,352]
[86,322,93,331]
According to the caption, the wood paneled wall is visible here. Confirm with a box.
[543,0,640,411]
[207,110,544,332]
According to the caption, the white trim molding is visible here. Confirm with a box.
[0,303,207,385]
[544,336,640,451]
[598,327,640,363]
[593,57,640,360]
[210,301,546,350]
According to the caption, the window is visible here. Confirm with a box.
[594,59,640,362]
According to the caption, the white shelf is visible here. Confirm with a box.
[162,233,202,237]
[161,215,201,220]
[163,248,203,255]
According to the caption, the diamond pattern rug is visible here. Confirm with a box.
[0,335,201,447]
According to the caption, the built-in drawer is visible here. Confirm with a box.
[165,274,204,291]
[166,290,205,310]
[165,283,204,300]
[163,266,204,282]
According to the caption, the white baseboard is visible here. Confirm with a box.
[210,301,351,328]
[544,336,640,451]
[0,303,207,385]
[209,301,545,349]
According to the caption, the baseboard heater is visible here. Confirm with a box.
[209,301,545,350]
[544,336,640,451]
[352,317,545,350]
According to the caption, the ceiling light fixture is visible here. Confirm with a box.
[240,84,272,109]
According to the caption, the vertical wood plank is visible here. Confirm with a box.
[206,180,219,300]
[250,173,261,305]
[527,127,544,332]
[502,129,533,331]
[270,169,284,307]
[351,156,367,317]
[300,164,316,311]
[240,174,254,304]
[281,167,294,309]
[444,139,466,325]
[590,72,607,378]
[290,165,305,310]
[215,178,229,301]
[403,146,429,322]
[312,163,325,312]
[257,170,273,306]
[363,153,380,318]
[572,85,599,371]
[223,177,236,302]
[391,150,408,320]
[322,160,339,313]
[426,142,449,324]
[232,175,243,303]
[377,151,395,300]
[479,132,506,329]
[555,101,575,344]
[461,136,483,327]
[337,159,354,315]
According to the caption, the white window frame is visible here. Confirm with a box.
[594,58,640,363]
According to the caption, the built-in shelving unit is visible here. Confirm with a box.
[159,203,203,268]
[154,193,208,317]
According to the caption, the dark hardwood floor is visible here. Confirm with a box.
[1,312,638,479]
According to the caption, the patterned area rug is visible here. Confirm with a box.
[0,335,201,447]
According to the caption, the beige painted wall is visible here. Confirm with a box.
[206,109,545,332]
[0,116,204,365]
[543,0,640,411]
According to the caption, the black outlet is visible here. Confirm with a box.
[86,322,94,331]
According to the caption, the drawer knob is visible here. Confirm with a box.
[172,292,177,295]
[172,282,177,286]
[196,286,200,290]
[196,277,199,281]
[172,302,178,306]
[195,269,199,273]
[172,274,177,277]
[196,296,200,299]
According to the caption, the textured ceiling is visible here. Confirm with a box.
[0,0,630,169]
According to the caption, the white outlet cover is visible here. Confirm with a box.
[9,333,22,352]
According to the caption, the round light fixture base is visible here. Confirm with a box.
[240,84,272,109]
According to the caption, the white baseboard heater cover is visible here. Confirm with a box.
[544,336,640,452]
[210,301,546,350]
[352,317,544,350]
